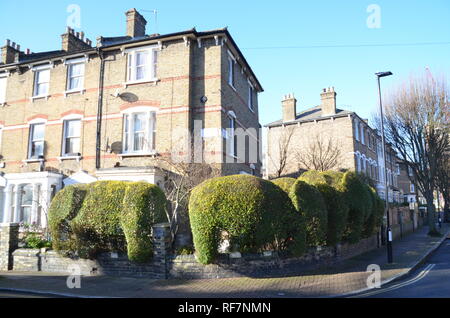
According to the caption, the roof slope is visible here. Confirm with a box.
[266,105,354,127]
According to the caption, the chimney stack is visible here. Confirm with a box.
[61,26,92,52]
[320,87,337,116]
[126,8,147,38]
[1,39,22,64]
[282,93,297,122]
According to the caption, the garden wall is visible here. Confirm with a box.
[2,221,422,280]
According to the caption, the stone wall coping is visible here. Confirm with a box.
[12,248,40,255]
[0,223,20,227]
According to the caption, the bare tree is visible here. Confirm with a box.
[268,125,295,178]
[437,149,450,220]
[381,73,449,235]
[295,133,342,172]
[156,156,221,243]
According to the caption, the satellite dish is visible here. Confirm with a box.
[118,92,139,103]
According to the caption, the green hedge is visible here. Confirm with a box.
[271,177,297,194]
[362,186,384,238]
[189,175,304,265]
[299,170,328,185]
[341,172,373,243]
[48,184,88,253]
[121,182,168,262]
[299,171,349,246]
[321,171,345,190]
[289,179,328,247]
[48,181,168,262]
[71,181,127,258]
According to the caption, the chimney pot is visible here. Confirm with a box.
[61,29,92,52]
[5,39,10,46]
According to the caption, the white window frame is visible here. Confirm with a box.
[19,184,33,225]
[360,123,365,145]
[227,111,237,158]
[362,156,367,173]
[122,108,157,154]
[125,45,159,85]
[248,81,255,112]
[0,74,7,105]
[32,65,51,99]
[62,119,82,156]
[410,183,415,193]
[65,58,86,94]
[28,122,45,159]
[227,51,236,90]
[355,152,361,171]
[354,120,359,141]
[408,166,414,177]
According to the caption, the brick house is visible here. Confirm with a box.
[0,9,263,227]
[265,87,407,202]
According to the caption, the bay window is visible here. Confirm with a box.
[123,111,156,153]
[19,184,33,224]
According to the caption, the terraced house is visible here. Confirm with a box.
[266,87,407,202]
[0,9,263,227]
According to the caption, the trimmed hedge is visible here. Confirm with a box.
[299,170,328,185]
[71,181,128,258]
[289,180,328,247]
[48,181,168,262]
[341,172,373,243]
[321,171,345,190]
[271,177,296,194]
[121,182,168,262]
[189,175,304,265]
[299,171,349,246]
[362,186,384,238]
[48,184,88,253]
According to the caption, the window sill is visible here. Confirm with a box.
[22,158,44,165]
[118,152,158,158]
[64,89,85,97]
[31,95,49,101]
[125,78,159,87]
[57,155,82,162]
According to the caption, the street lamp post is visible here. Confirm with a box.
[376,71,394,264]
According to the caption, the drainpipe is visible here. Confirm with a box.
[96,48,105,169]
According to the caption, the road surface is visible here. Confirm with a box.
[352,238,450,298]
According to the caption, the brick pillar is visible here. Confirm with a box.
[152,223,171,279]
[0,223,19,271]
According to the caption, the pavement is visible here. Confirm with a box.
[351,236,450,298]
[0,224,448,298]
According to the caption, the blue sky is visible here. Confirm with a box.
[1,0,449,126]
